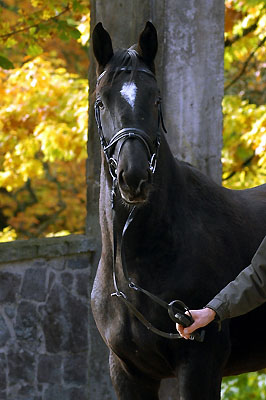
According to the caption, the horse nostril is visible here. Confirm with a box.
[136,178,148,195]
[118,170,128,190]
[118,168,151,196]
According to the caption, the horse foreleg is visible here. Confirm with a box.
[173,325,231,399]
[174,340,229,398]
[175,362,222,400]
[109,351,160,400]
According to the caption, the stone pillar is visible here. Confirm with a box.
[87,1,224,399]
[161,1,224,183]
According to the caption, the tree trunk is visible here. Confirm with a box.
[87,1,224,399]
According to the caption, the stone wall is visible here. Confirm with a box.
[0,235,95,400]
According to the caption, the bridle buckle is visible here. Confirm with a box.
[108,158,118,179]
[149,153,157,174]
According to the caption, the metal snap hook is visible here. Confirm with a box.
[111,290,126,299]
[129,281,139,291]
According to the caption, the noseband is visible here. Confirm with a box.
[94,66,167,179]
[94,64,205,342]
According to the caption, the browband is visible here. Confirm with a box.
[96,66,156,85]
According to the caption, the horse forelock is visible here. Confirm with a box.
[97,47,143,89]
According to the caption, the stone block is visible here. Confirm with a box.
[0,272,21,303]
[43,384,69,400]
[0,390,6,400]
[0,315,10,346]
[63,353,88,385]
[66,387,88,400]
[21,268,46,302]
[76,273,89,297]
[37,354,62,383]
[32,259,46,268]
[65,235,95,254]
[0,235,95,263]
[8,350,35,385]
[15,302,38,341]
[48,257,65,271]
[17,385,36,400]
[43,284,88,353]
[65,254,90,270]
[48,271,55,292]
[0,240,38,263]
[44,385,88,400]
[61,272,74,290]
[38,242,69,258]
[4,305,16,319]
[0,353,7,390]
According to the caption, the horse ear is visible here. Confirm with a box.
[92,22,114,70]
[137,21,158,70]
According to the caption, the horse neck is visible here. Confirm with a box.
[151,134,181,209]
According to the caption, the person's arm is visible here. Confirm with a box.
[177,235,266,339]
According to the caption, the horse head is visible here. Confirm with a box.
[92,22,163,205]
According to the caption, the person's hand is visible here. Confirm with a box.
[176,308,216,339]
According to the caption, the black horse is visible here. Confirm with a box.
[91,21,266,400]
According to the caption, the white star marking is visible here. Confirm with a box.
[120,82,137,109]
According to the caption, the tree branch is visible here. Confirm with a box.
[34,161,66,236]
[224,35,266,92]
[14,178,38,215]
[0,187,12,196]
[222,154,255,181]
[0,0,18,12]
[42,161,66,209]
[224,18,260,48]
[0,4,70,39]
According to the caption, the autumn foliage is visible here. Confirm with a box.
[223,0,266,189]
[0,0,89,240]
[0,0,266,243]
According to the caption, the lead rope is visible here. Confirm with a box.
[111,202,183,339]
[111,200,205,342]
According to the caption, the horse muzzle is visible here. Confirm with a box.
[118,168,152,205]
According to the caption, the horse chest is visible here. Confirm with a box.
[92,266,174,377]
[92,272,147,347]
[106,299,174,377]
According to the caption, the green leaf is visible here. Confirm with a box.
[72,0,82,11]
[236,146,253,162]
[67,18,77,27]
[0,55,14,69]
[69,28,81,40]
[27,44,43,57]
[57,20,68,30]
[59,32,70,42]
[29,27,37,35]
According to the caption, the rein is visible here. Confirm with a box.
[94,64,205,342]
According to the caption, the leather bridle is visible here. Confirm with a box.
[94,65,205,342]
[94,66,166,180]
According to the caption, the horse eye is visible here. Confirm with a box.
[97,99,105,110]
